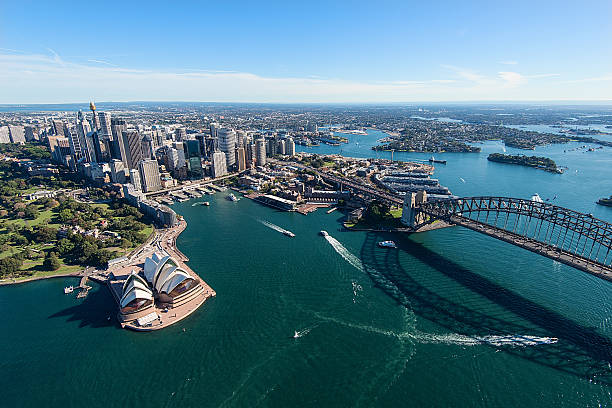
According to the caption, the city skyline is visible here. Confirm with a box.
[1,0,611,103]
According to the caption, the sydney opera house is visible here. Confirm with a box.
[117,252,207,326]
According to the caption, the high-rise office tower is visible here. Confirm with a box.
[209,123,219,139]
[172,142,186,168]
[236,130,246,147]
[98,112,112,140]
[142,135,154,160]
[66,128,83,160]
[184,139,203,178]
[217,128,237,168]
[76,117,94,162]
[175,127,187,142]
[121,130,144,169]
[8,125,25,144]
[286,137,296,156]
[247,142,256,168]
[138,159,162,193]
[256,138,266,166]
[277,139,286,155]
[109,159,128,183]
[211,151,227,178]
[24,126,37,142]
[129,168,142,191]
[236,146,246,172]
[0,126,10,144]
[52,120,66,137]
[110,119,128,162]
[267,138,277,156]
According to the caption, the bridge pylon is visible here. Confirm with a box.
[401,190,428,228]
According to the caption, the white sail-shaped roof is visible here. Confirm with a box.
[144,257,158,283]
[121,279,152,305]
[154,264,178,292]
[159,269,193,294]
[122,272,150,293]
[120,288,154,308]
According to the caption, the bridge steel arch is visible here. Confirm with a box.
[417,196,612,282]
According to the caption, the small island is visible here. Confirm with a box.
[597,196,612,207]
[487,153,562,173]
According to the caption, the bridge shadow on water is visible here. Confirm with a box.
[48,285,121,330]
[359,231,612,385]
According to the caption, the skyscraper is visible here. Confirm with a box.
[175,127,187,142]
[286,137,296,156]
[98,112,112,140]
[236,146,246,172]
[110,159,128,183]
[129,168,142,191]
[256,138,266,166]
[0,126,10,144]
[217,128,237,168]
[121,131,144,169]
[211,151,227,178]
[8,125,25,144]
[139,159,162,193]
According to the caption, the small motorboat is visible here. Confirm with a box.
[226,193,239,202]
[64,286,74,294]
[283,231,295,237]
[319,230,329,237]
[377,240,397,248]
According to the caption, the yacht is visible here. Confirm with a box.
[226,193,239,202]
[64,286,74,294]
[283,230,295,237]
[531,193,544,203]
[377,240,397,248]
[319,230,329,237]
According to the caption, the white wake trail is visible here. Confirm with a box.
[258,219,292,235]
[320,235,558,349]
[324,235,365,272]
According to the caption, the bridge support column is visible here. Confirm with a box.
[401,191,427,228]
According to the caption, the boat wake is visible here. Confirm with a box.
[323,235,365,272]
[320,236,558,349]
[258,219,293,236]
[293,324,318,339]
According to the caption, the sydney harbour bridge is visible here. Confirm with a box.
[310,167,612,282]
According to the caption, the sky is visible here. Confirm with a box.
[0,0,611,104]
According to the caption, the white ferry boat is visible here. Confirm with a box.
[64,286,74,294]
[377,240,397,248]
[226,193,239,202]
[319,230,329,237]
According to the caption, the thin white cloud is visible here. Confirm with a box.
[0,52,610,103]
[498,71,526,87]
[499,60,518,65]
[87,59,118,67]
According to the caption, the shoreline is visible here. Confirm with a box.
[0,228,158,287]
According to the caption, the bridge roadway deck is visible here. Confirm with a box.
[448,215,612,282]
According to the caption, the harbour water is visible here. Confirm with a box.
[1,129,612,407]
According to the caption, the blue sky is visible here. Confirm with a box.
[1,0,611,103]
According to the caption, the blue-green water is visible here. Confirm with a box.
[1,130,611,407]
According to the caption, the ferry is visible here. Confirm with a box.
[226,193,239,202]
[319,230,329,237]
[283,231,296,237]
[377,240,397,248]
[64,286,74,294]
[428,156,447,165]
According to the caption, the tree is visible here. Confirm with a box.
[43,252,61,271]
[24,205,39,220]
